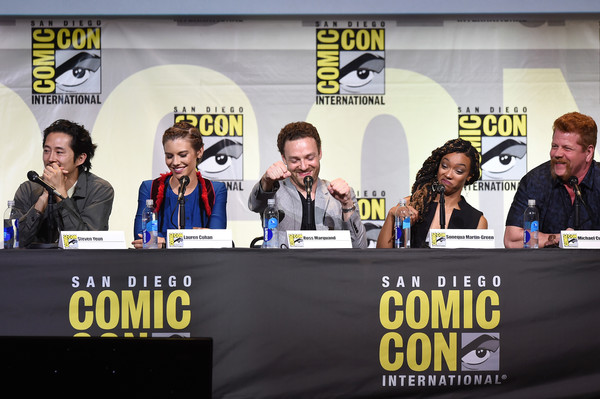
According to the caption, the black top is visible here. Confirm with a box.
[412,196,483,248]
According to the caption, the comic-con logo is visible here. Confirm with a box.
[62,234,79,249]
[69,274,193,337]
[562,233,578,248]
[430,232,447,247]
[316,25,385,96]
[168,232,184,248]
[458,110,527,181]
[175,109,244,181]
[32,25,101,94]
[379,275,505,388]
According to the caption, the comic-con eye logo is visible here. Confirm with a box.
[168,232,184,248]
[461,333,500,371]
[32,28,101,94]
[459,114,527,181]
[174,113,244,181]
[63,234,79,249]
[288,234,304,248]
[562,233,578,248]
[316,29,385,95]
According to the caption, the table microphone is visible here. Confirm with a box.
[178,175,190,202]
[178,175,190,229]
[432,181,446,229]
[304,175,313,198]
[304,176,315,230]
[27,171,65,200]
[568,176,582,199]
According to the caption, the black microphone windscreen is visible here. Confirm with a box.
[432,181,445,193]
[568,176,578,187]
[303,176,313,188]
[180,175,190,185]
[27,170,39,182]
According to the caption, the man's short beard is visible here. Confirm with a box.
[550,158,572,182]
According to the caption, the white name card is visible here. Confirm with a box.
[59,231,126,249]
[166,229,233,249]
[286,230,352,249]
[428,229,495,249]
[559,230,600,249]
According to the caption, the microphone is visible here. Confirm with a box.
[177,175,190,229]
[432,181,445,194]
[304,175,313,197]
[27,171,65,200]
[432,181,446,229]
[303,175,315,230]
[568,176,586,229]
[568,176,582,199]
[178,175,190,202]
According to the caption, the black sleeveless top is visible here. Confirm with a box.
[411,196,483,248]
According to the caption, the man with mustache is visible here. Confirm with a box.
[504,112,599,247]
[248,121,367,248]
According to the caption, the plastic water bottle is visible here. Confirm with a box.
[394,198,411,248]
[3,200,19,249]
[142,199,159,249]
[262,198,279,248]
[523,199,539,249]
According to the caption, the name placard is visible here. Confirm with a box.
[59,231,126,249]
[559,230,600,249]
[166,229,233,249]
[286,230,352,249]
[428,229,495,249]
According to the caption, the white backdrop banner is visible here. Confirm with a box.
[1,17,598,247]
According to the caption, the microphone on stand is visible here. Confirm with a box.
[178,176,190,229]
[568,176,584,229]
[432,181,446,229]
[27,171,65,200]
[303,176,315,230]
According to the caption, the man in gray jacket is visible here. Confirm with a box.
[248,121,367,248]
[12,119,114,247]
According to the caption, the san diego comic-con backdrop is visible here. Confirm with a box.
[1,17,599,247]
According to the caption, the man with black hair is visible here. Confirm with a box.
[12,119,114,247]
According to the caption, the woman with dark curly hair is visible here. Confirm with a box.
[377,138,487,248]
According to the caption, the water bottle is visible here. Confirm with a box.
[262,198,279,248]
[394,198,411,248]
[3,200,19,249]
[142,199,159,249]
[523,199,539,249]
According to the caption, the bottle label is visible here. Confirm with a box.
[264,227,274,241]
[267,217,278,229]
[143,220,158,244]
[395,227,403,241]
[143,230,152,244]
[146,219,158,232]
[531,220,539,232]
[403,217,410,229]
[4,226,13,242]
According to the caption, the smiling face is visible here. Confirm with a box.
[43,132,86,177]
[163,138,204,180]
[550,130,594,182]
[437,152,472,196]
[281,137,322,192]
